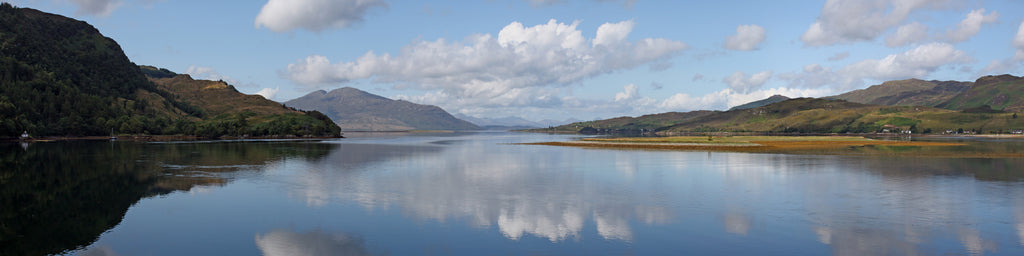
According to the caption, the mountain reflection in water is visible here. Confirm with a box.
[4,133,1024,255]
[0,141,334,256]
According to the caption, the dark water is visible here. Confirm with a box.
[3,133,1024,255]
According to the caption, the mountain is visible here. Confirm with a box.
[284,87,480,131]
[141,67,340,137]
[534,111,716,134]
[828,78,971,107]
[0,4,167,136]
[0,4,339,138]
[455,114,544,129]
[937,74,1024,112]
[729,95,791,111]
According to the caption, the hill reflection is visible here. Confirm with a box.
[0,141,334,256]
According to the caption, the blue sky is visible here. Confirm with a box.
[9,0,1024,121]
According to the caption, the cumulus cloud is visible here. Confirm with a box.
[885,22,929,47]
[254,0,388,32]
[724,24,766,51]
[723,71,772,93]
[800,0,951,46]
[945,9,998,43]
[69,0,121,16]
[615,84,639,102]
[841,43,969,81]
[256,87,280,100]
[781,43,970,90]
[286,19,687,113]
[656,87,831,112]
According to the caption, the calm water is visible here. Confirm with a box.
[3,132,1024,255]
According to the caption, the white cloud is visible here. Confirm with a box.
[800,0,952,46]
[254,0,388,32]
[185,65,237,84]
[69,0,121,16]
[885,22,929,47]
[841,43,969,81]
[723,71,772,93]
[782,43,970,90]
[656,87,831,112]
[255,87,280,100]
[614,84,639,102]
[286,19,687,115]
[724,24,766,51]
[945,9,998,43]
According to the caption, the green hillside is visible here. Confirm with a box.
[0,4,172,136]
[142,67,341,138]
[534,98,1024,135]
[0,4,339,138]
[938,74,1024,112]
[828,78,971,107]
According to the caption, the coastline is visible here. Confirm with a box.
[520,135,1024,158]
[3,134,344,143]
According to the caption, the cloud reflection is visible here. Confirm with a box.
[272,135,1024,254]
[255,230,375,256]
[276,137,672,243]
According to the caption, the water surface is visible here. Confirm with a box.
[3,132,1024,255]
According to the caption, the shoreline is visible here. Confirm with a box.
[520,135,1024,158]
[2,134,344,143]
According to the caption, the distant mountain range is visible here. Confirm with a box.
[454,114,581,129]
[284,87,480,131]
[533,74,1024,135]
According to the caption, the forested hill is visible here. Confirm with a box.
[0,4,339,138]
[0,3,161,136]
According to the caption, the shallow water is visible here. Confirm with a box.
[3,132,1024,255]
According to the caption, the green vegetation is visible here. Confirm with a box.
[939,75,1024,112]
[531,97,1024,135]
[828,78,971,107]
[0,4,339,138]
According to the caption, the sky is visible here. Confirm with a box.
[8,0,1024,122]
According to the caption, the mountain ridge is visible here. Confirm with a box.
[285,87,480,131]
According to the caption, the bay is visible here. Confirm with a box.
[3,132,1024,255]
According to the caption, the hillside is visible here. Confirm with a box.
[536,97,1024,135]
[0,4,173,136]
[828,78,971,107]
[0,4,338,138]
[533,111,716,134]
[141,67,341,137]
[938,74,1024,112]
[728,95,790,111]
[285,87,480,131]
